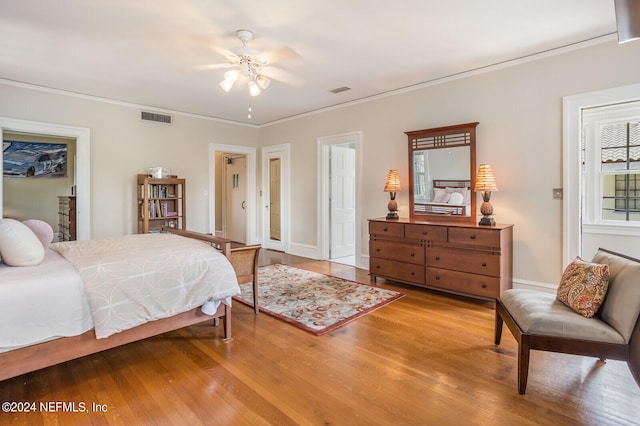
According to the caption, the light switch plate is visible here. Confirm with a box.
[553,188,563,199]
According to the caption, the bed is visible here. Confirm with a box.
[413,179,471,216]
[0,222,241,382]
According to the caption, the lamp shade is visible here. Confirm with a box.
[384,170,401,192]
[474,164,498,192]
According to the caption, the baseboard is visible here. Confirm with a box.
[512,278,557,294]
[288,242,320,259]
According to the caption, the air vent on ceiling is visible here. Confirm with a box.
[330,86,351,94]
[141,111,172,124]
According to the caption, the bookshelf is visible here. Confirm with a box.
[137,174,186,234]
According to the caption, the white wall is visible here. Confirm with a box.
[0,84,259,238]
[259,39,640,288]
[2,38,640,288]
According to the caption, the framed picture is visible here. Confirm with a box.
[2,140,68,178]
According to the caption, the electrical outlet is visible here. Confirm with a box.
[553,188,563,200]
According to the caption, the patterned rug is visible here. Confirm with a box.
[233,263,405,335]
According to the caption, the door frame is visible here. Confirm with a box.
[563,82,640,265]
[262,143,290,252]
[209,143,257,244]
[317,131,362,266]
[0,117,91,240]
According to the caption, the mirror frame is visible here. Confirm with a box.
[406,122,478,223]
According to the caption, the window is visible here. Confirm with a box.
[582,103,640,225]
[599,121,640,222]
[413,151,427,200]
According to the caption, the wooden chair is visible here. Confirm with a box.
[229,244,261,313]
[495,248,640,394]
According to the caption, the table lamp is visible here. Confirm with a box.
[384,170,401,220]
[474,164,498,226]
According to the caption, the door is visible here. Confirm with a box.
[262,144,289,252]
[269,158,281,241]
[330,144,356,259]
[225,155,247,244]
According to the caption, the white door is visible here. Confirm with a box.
[330,144,356,259]
[225,155,247,244]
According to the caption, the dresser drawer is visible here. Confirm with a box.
[405,224,447,242]
[448,227,501,248]
[426,267,500,299]
[370,258,424,285]
[370,240,424,265]
[426,248,501,277]
[369,221,405,239]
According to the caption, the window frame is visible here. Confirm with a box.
[582,104,640,229]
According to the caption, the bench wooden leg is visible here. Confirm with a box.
[494,307,504,345]
[518,335,531,394]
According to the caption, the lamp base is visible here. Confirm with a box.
[386,212,399,220]
[478,216,495,226]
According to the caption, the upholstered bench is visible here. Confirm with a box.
[495,248,640,394]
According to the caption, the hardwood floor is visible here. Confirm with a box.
[1,250,639,425]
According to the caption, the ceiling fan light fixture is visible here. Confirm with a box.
[219,78,234,92]
[248,80,261,97]
[224,69,239,83]
[256,74,271,90]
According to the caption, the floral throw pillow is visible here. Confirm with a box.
[556,257,610,318]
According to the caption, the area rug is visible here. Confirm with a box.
[233,263,404,335]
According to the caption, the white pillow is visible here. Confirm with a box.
[448,192,464,204]
[0,218,45,266]
[432,188,451,203]
[23,219,54,249]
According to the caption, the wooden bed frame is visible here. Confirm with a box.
[413,179,471,216]
[0,228,234,382]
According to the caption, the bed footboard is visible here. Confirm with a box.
[0,303,230,382]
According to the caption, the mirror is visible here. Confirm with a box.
[405,122,478,223]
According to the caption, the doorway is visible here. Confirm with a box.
[0,117,90,239]
[209,143,257,245]
[262,144,290,252]
[318,132,361,267]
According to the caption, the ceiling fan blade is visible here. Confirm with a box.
[614,0,640,43]
[261,66,305,86]
[192,63,231,71]
[259,46,300,64]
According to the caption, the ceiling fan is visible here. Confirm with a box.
[614,0,640,43]
[195,29,299,97]
[219,29,270,96]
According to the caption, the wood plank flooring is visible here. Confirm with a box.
[1,250,639,425]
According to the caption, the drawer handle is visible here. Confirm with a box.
[410,252,415,257]
[481,262,487,267]
[410,272,415,276]
[481,283,487,289]
[383,227,388,232]
[376,248,380,252]
[435,256,440,261]
[376,265,380,269]
[435,275,440,281]
[470,235,476,240]
[422,231,428,235]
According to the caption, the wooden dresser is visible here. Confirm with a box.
[369,218,513,300]
[57,195,76,241]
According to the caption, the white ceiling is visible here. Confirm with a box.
[0,0,618,126]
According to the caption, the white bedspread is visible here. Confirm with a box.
[0,249,93,353]
[51,233,240,339]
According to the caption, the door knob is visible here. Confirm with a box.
[242,201,246,209]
